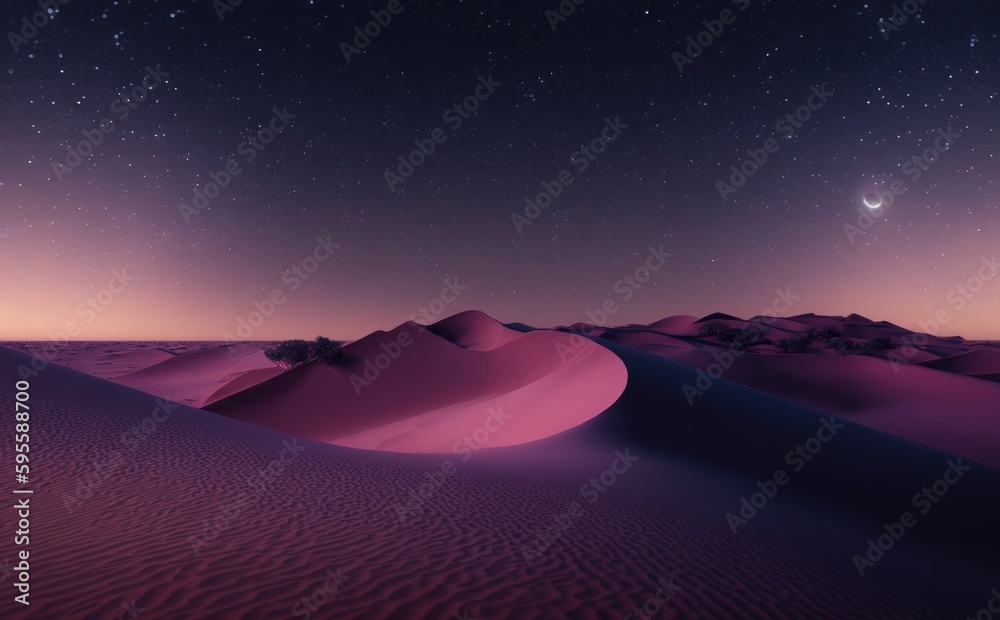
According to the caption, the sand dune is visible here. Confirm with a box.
[915,348,1000,375]
[3,333,998,619]
[645,314,698,329]
[554,313,1000,467]
[113,343,282,407]
[425,309,525,350]
[3,311,999,618]
[206,321,628,451]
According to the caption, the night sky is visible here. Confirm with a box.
[3,1,998,340]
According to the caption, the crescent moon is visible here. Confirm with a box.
[863,194,882,209]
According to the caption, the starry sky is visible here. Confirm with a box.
[2,1,998,341]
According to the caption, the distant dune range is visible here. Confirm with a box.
[2,310,999,618]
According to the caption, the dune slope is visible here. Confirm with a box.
[3,344,999,619]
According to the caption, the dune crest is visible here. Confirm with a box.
[206,319,628,451]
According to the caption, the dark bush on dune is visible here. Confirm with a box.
[728,333,758,352]
[817,325,842,341]
[855,340,875,356]
[826,338,877,356]
[264,336,345,370]
[264,340,313,370]
[698,321,727,338]
[710,322,768,351]
[311,336,345,362]
[825,338,852,355]
[871,336,893,350]
[717,329,739,344]
[775,335,811,353]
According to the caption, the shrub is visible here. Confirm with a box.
[775,335,811,353]
[817,325,842,341]
[311,336,345,362]
[826,338,876,356]
[264,336,345,370]
[871,336,893,350]
[728,333,757,352]
[717,329,739,344]
[698,321,727,338]
[264,339,313,370]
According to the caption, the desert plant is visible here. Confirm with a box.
[775,335,811,353]
[311,336,345,362]
[855,340,875,356]
[826,338,878,356]
[264,336,344,370]
[698,321,727,338]
[264,339,313,370]
[826,338,848,355]
[871,336,893,350]
[717,329,740,344]
[727,333,758,352]
[817,325,842,341]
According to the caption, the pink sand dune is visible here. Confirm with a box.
[113,342,282,407]
[670,348,1000,467]
[647,314,699,329]
[425,309,526,351]
[206,320,627,451]
[3,319,1000,619]
[915,348,1000,375]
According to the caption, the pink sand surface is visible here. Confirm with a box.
[207,316,628,450]
[3,311,999,618]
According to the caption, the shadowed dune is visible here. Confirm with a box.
[2,311,999,618]
[2,340,998,619]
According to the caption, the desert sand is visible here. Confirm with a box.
[2,310,999,619]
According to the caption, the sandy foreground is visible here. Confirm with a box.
[2,311,999,619]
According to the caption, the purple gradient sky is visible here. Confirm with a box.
[2,1,998,340]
